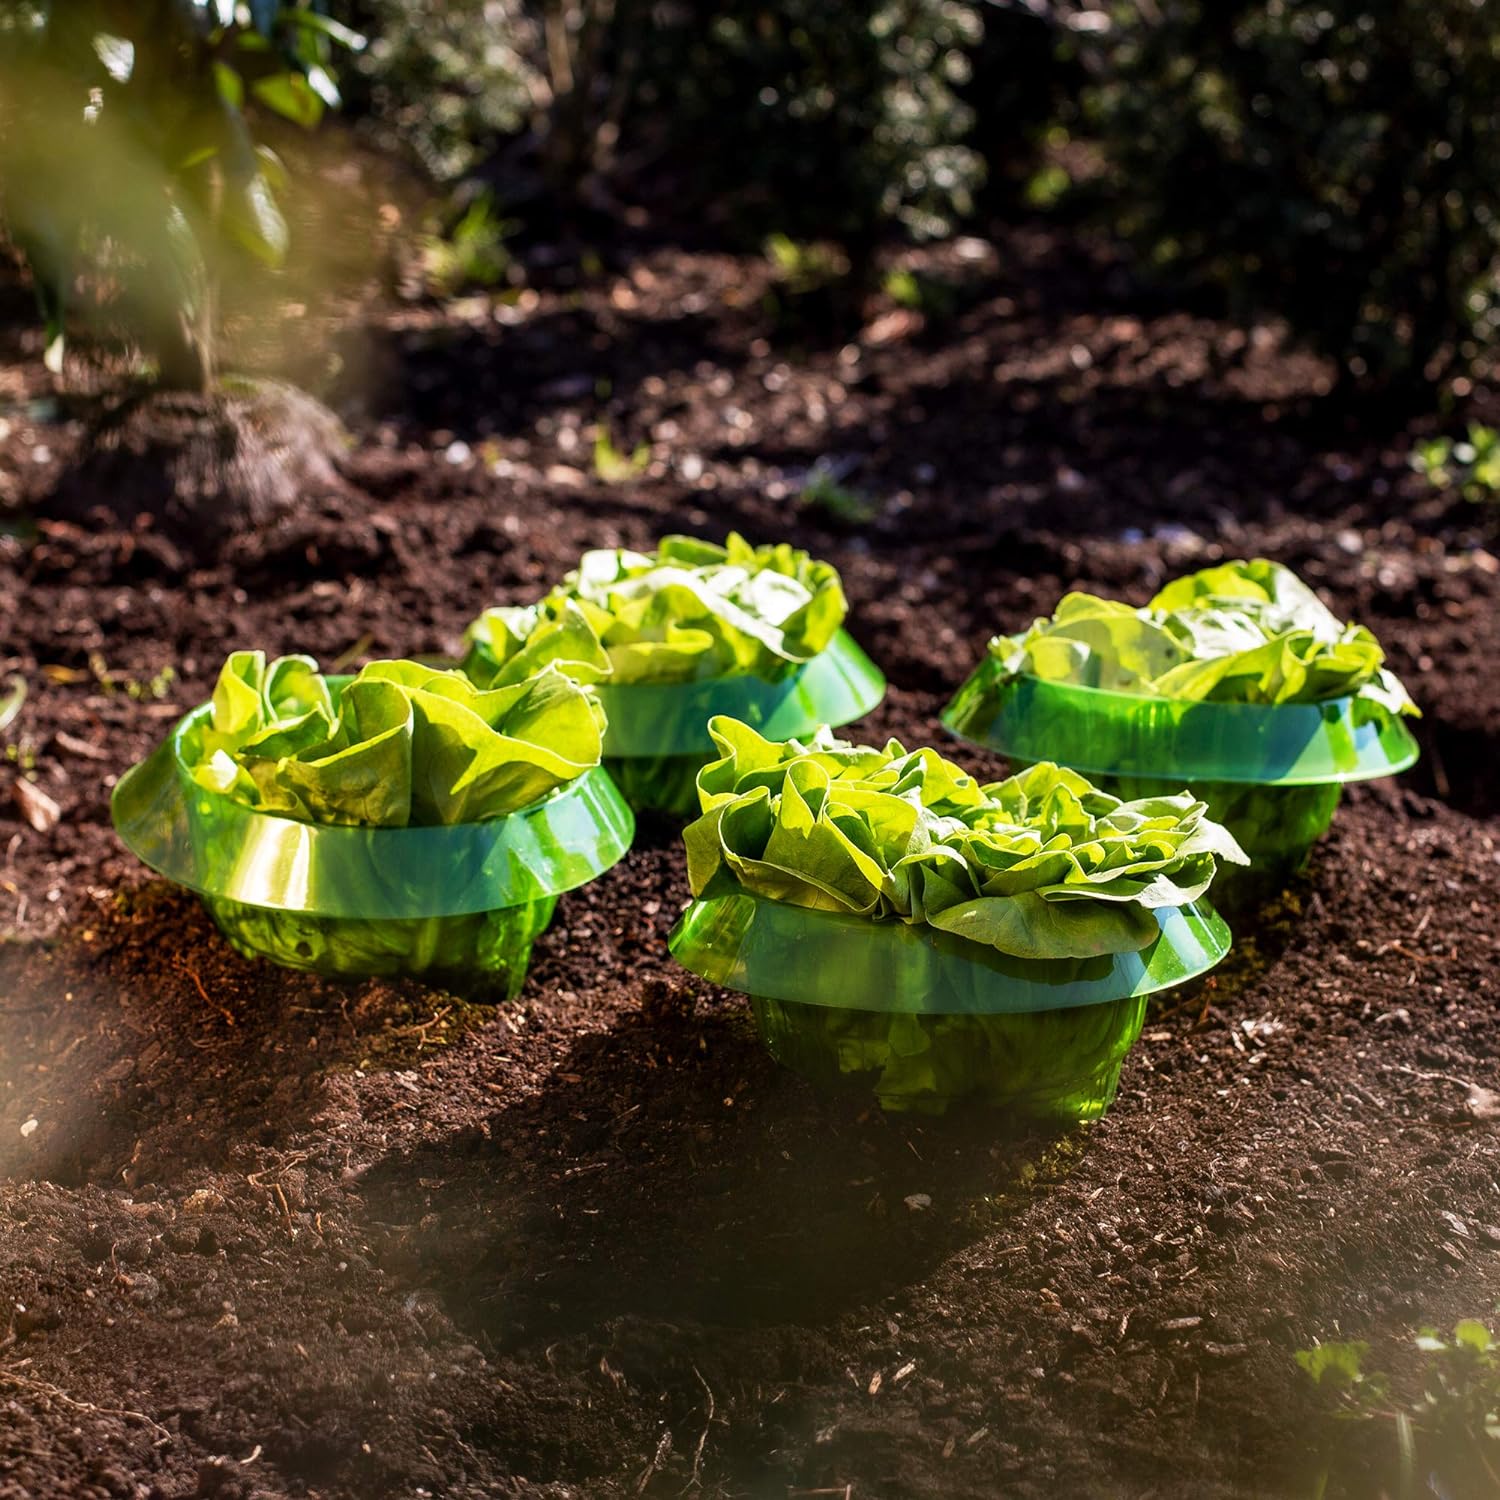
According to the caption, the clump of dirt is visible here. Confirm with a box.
[41,378,350,553]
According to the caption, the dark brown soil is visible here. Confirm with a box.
[1,226,1498,1500]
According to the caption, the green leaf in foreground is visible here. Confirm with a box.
[1298,1321,1500,1499]
[463,532,848,688]
[1297,1341,1372,1393]
[684,718,1246,962]
[991,558,1418,716]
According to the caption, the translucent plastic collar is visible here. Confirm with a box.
[941,659,1419,787]
[112,699,635,919]
[669,890,1230,1015]
[592,629,885,757]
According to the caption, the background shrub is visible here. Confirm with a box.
[1078,0,1500,390]
[627,0,985,247]
[338,0,541,184]
[333,0,987,254]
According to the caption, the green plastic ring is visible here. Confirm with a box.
[111,696,635,920]
[942,659,1419,787]
[594,629,886,758]
[668,890,1231,1016]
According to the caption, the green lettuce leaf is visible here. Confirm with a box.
[459,599,612,689]
[990,559,1419,715]
[683,719,1246,962]
[206,892,557,996]
[463,532,848,688]
[185,647,605,828]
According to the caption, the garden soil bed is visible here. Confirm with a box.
[1,227,1498,1499]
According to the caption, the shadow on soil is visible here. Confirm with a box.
[356,1002,1087,1353]
[0,883,490,1188]
[1405,715,1500,819]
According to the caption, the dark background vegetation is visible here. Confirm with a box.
[6,1,1500,400]
[328,0,1500,394]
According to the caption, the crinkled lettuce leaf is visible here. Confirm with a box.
[463,532,848,688]
[683,718,1246,961]
[185,645,605,828]
[1100,773,1343,888]
[460,599,613,689]
[990,559,1418,715]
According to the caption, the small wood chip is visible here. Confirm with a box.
[13,779,60,832]
[862,308,924,346]
[867,1370,882,1396]
[54,731,109,762]
[1465,1086,1500,1122]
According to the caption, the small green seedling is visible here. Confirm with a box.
[799,459,877,526]
[592,427,649,483]
[4,741,37,774]
[420,191,515,298]
[882,267,957,321]
[1412,424,1500,503]
[764,234,850,295]
[89,654,176,701]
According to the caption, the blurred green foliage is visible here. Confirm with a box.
[0,0,359,388]
[9,1,1500,403]
[1299,1322,1500,1497]
[629,1,985,245]
[331,0,987,250]
[332,2,1500,395]
[1412,423,1500,503]
[336,0,538,183]
[1079,0,1500,391]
